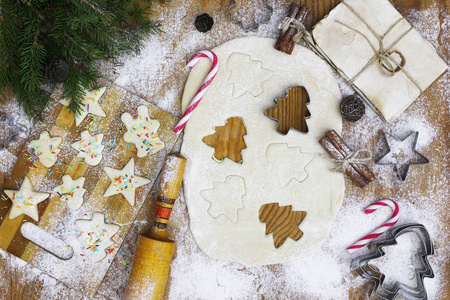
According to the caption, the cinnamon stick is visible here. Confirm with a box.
[274,3,310,54]
[319,137,368,188]
[325,130,375,182]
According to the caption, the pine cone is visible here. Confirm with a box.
[340,94,365,122]
[45,59,70,84]
[195,13,214,33]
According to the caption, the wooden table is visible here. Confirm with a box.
[0,0,448,299]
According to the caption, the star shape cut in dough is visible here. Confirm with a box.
[60,87,107,126]
[103,158,151,206]
[377,132,429,181]
[266,143,314,188]
[121,105,165,157]
[200,176,245,223]
[75,212,120,262]
[29,131,62,168]
[53,175,86,210]
[226,52,274,98]
[5,176,49,221]
[71,130,105,166]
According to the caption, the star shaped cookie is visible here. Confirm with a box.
[5,176,49,221]
[53,175,86,210]
[103,158,151,206]
[75,212,120,262]
[29,131,62,168]
[121,105,165,157]
[71,130,105,166]
[60,87,107,126]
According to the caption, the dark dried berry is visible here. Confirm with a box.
[45,59,70,84]
[340,94,365,122]
[195,13,214,33]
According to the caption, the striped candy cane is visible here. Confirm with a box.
[174,50,219,134]
[347,199,399,254]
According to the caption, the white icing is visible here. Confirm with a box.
[71,130,105,166]
[121,105,165,157]
[29,131,62,168]
[53,175,86,210]
[75,212,119,263]
[59,87,107,126]
[5,176,49,221]
[103,158,151,206]
[181,37,345,266]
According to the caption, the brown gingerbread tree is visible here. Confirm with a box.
[265,86,310,135]
[259,203,306,248]
[202,117,247,163]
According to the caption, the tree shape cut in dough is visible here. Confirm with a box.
[59,87,107,126]
[259,203,306,248]
[53,175,86,210]
[266,143,314,188]
[227,52,273,98]
[104,158,151,206]
[202,117,247,163]
[5,176,49,221]
[71,130,105,166]
[75,212,120,263]
[265,86,311,135]
[200,176,245,223]
[121,105,165,157]
[29,131,62,168]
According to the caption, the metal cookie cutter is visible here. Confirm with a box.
[0,114,21,149]
[376,131,429,181]
[228,0,273,32]
[351,223,434,300]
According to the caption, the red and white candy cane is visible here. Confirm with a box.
[174,50,219,134]
[347,199,399,254]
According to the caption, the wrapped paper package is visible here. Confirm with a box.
[311,0,447,123]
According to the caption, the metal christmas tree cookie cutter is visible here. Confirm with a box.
[376,131,429,181]
[351,223,434,300]
[228,0,273,32]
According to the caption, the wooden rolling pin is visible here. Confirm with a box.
[124,154,186,300]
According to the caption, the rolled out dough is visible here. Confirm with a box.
[181,37,345,266]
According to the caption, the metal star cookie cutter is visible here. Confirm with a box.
[351,223,434,300]
[228,0,273,32]
[376,131,429,181]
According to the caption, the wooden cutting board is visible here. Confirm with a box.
[0,78,179,296]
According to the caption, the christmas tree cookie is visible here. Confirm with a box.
[75,212,120,262]
[103,158,151,206]
[71,131,105,166]
[53,175,86,210]
[5,176,49,221]
[60,87,107,126]
[29,131,62,168]
[121,105,165,157]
